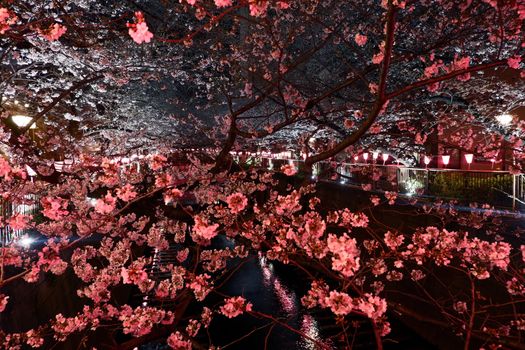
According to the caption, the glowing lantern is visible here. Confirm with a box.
[441,155,450,168]
[424,155,431,168]
[464,154,473,169]
[382,153,389,164]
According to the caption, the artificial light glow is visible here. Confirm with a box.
[424,156,431,165]
[372,151,379,160]
[442,155,450,165]
[382,153,389,162]
[18,236,34,248]
[25,165,37,177]
[362,152,369,161]
[464,154,474,164]
[11,115,36,129]
[495,113,513,126]
[353,155,359,162]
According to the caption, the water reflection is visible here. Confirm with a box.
[259,256,297,314]
[258,256,333,349]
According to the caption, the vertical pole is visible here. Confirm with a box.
[512,174,516,211]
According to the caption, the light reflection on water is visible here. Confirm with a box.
[258,256,333,350]
[259,256,297,314]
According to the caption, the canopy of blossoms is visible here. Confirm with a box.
[0,0,524,349]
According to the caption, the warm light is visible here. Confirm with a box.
[495,113,513,126]
[424,156,431,165]
[11,115,36,129]
[353,155,359,162]
[25,165,37,177]
[442,155,450,166]
[464,154,473,169]
[363,152,369,161]
[382,153,389,163]
[372,151,379,160]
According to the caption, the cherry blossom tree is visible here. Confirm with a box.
[0,0,524,349]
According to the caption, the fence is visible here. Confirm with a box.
[256,157,524,210]
[0,195,40,246]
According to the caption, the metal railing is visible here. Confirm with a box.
[0,195,40,246]
[255,157,524,210]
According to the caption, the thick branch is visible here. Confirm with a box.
[303,2,397,169]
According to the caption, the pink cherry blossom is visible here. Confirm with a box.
[26,329,44,348]
[325,290,353,316]
[327,233,360,277]
[167,331,191,349]
[354,33,367,46]
[40,23,67,41]
[0,157,11,179]
[249,1,268,17]
[357,294,387,320]
[0,294,8,312]
[508,56,522,69]
[280,164,296,176]
[116,184,137,201]
[41,197,69,220]
[95,192,117,214]
[220,296,253,318]
[129,21,153,44]
[214,0,232,7]
[0,8,17,34]
[192,215,219,241]
[164,188,183,204]
[8,213,31,230]
[226,192,248,213]
[128,12,153,44]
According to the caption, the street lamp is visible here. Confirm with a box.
[372,151,379,163]
[382,153,389,165]
[363,152,369,163]
[353,155,359,163]
[11,115,36,129]
[495,113,513,126]
[464,154,473,170]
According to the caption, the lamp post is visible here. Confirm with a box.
[353,155,359,163]
[495,113,514,170]
[363,152,369,163]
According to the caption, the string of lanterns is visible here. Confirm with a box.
[231,150,499,171]
[352,152,494,170]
